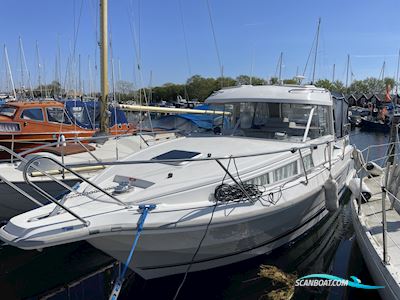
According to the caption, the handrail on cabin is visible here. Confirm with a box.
[63,136,348,169]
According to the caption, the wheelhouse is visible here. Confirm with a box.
[206,85,334,142]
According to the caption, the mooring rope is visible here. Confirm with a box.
[109,204,156,300]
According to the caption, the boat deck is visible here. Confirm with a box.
[361,175,400,268]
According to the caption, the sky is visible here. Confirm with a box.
[2,0,400,92]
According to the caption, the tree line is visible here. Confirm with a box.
[116,75,298,103]
[313,77,396,95]
[29,75,398,102]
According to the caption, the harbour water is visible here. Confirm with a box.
[0,128,387,300]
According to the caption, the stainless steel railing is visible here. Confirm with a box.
[15,136,349,226]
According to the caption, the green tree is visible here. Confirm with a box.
[251,76,265,85]
[236,75,265,85]
[269,77,279,85]
[384,77,395,90]
[283,78,298,84]
[314,79,333,90]
[312,79,346,93]
[236,75,251,85]
[332,80,345,93]
[186,75,217,101]
[216,76,236,88]
[349,77,386,94]
[34,80,63,97]
[152,83,185,102]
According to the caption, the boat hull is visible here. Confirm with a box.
[89,173,350,280]
[351,199,400,299]
[0,179,79,222]
[360,119,390,133]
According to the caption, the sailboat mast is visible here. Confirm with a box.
[19,37,34,98]
[278,52,283,84]
[396,49,400,95]
[100,0,109,133]
[345,54,350,88]
[311,18,321,84]
[4,45,17,99]
[36,41,42,98]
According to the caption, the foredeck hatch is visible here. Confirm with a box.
[152,150,201,165]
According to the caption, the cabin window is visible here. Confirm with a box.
[303,154,314,171]
[273,161,298,182]
[216,102,332,141]
[246,161,299,187]
[70,106,91,126]
[46,107,72,124]
[20,108,44,121]
[0,106,17,117]
[246,173,271,186]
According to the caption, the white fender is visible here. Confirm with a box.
[324,176,339,212]
[366,161,383,176]
[347,178,372,202]
[60,134,66,147]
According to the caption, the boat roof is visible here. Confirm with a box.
[205,85,332,106]
[5,100,63,108]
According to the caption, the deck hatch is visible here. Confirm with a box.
[151,150,201,165]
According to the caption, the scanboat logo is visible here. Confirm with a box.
[295,274,384,289]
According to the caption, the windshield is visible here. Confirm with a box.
[213,102,332,141]
[0,105,17,117]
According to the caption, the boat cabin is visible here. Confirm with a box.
[0,101,79,134]
[205,85,334,142]
[0,100,134,157]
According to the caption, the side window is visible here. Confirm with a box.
[273,161,298,182]
[303,154,314,171]
[246,172,270,186]
[46,107,71,124]
[20,108,44,121]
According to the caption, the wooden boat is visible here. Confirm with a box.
[0,99,134,158]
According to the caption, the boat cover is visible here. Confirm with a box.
[63,100,129,129]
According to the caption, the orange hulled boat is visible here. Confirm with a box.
[0,99,134,157]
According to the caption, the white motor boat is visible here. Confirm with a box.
[0,85,355,280]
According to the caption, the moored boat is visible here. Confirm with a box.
[348,106,370,127]
[0,99,134,159]
[360,117,391,133]
[0,84,355,280]
[349,144,400,299]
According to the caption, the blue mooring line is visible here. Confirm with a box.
[109,204,156,300]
